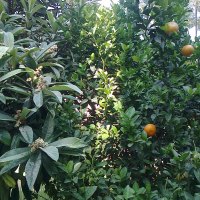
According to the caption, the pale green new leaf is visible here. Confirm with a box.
[73,162,82,174]
[65,161,74,174]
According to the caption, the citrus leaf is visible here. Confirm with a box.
[66,160,74,174]
[85,186,97,200]
[73,162,82,174]
[123,185,135,199]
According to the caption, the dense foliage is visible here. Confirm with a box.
[1,0,200,199]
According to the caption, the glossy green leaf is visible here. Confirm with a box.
[0,93,6,104]
[0,46,9,59]
[4,32,14,50]
[120,167,127,178]
[4,86,30,96]
[0,129,11,145]
[35,42,57,61]
[20,107,37,119]
[2,174,16,188]
[49,137,87,149]
[11,134,21,149]
[123,185,134,199]
[0,69,24,82]
[40,146,59,161]
[66,160,74,174]
[33,90,43,108]
[49,83,83,94]
[42,113,54,141]
[50,91,62,103]
[47,11,58,33]
[85,186,97,200]
[194,170,200,183]
[0,112,15,121]
[19,125,33,144]
[0,156,29,175]
[73,162,82,174]
[38,62,64,69]
[20,0,28,11]
[184,192,194,200]
[32,4,44,15]
[11,27,25,35]
[25,152,42,190]
[0,147,31,163]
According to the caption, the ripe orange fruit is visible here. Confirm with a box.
[164,21,179,34]
[144,124,156,137]
[181,45,194,57]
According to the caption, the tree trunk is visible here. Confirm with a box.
[195,0,198,37]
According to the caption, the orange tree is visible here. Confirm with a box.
[51,0,200,199]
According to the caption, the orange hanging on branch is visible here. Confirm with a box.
[181,45,194,57]
[144,124,156,137]
[164,21,179,34]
